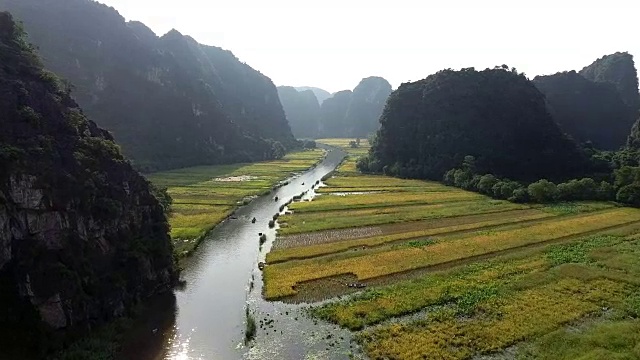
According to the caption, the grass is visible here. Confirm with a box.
[267,210,554,263]
[148,149,325,256]
[244,307,257,345]
[518,320,640,360]
[253,139,640,359]
[278,198,529,235]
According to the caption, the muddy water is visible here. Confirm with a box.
[121,147,364,360]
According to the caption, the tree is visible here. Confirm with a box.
[477,174,499,195]
[616,184,640,207]
[527,179,558,203]
[492,180,522,200]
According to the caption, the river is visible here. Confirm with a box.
[120,146,364,360]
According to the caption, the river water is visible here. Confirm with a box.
[121,147,363,360]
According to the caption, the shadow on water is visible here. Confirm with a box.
[121,146,358,360]
[118,293,177,360]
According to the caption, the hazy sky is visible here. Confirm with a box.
[99,0,639,93]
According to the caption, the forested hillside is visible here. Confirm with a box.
[533,53,639,150]
[0,12,176,358]
[0,0,295,171]
[359,67,589,182]
[534,71,636,149]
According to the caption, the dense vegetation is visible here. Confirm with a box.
[1,0,296,171]
[277,86,321,138]
[534,70,637,149]
[359,67,589,182]
[0,12,176,358]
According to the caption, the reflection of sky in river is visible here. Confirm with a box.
[165,327,206,360]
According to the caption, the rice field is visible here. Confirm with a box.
[147,149,325,256]
[261,139,640,359]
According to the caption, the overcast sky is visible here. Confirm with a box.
[98,0,639,93]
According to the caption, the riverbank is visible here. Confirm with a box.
[118,146,349,359]
[147,149,325,257]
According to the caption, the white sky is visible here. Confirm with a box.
[98,0,639,93]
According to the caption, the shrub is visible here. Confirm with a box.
[477,174,499,195]
[527,179,558,203]
[616,183,640,207]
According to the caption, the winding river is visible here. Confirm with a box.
[120,146,363,359]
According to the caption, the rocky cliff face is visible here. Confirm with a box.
[0,12,176,357]
[277,86,321,138]
[0,0,295,171]
[580,52,640,112]
[318,77,392,138]
[319,90,353,137]
[344,76,393,137]
[294,86,331,104]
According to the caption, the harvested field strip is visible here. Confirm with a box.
[316,186,441,193]
[358,278,630,360]
[278,200,529,235]
[272,209,547,251]
[321,176,438,189]
[290,191,484,213]
[312,235,628,329]
[264,208,640,299]
[267,210,555,263]
[352,235,640,359]
[272,227,384,251]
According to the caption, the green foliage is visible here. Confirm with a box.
[244,307,256,344]
[301,139,316,149]
[149,184,172,213]
[492,180,523,200]
[476,174,498,195]
[614,166,640,188]
[616,183,640,206]
[545,235,617,266]
[556,178,598,201]
[364,67,589,182]
[518,320,640,360]
[444,158,613,205]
